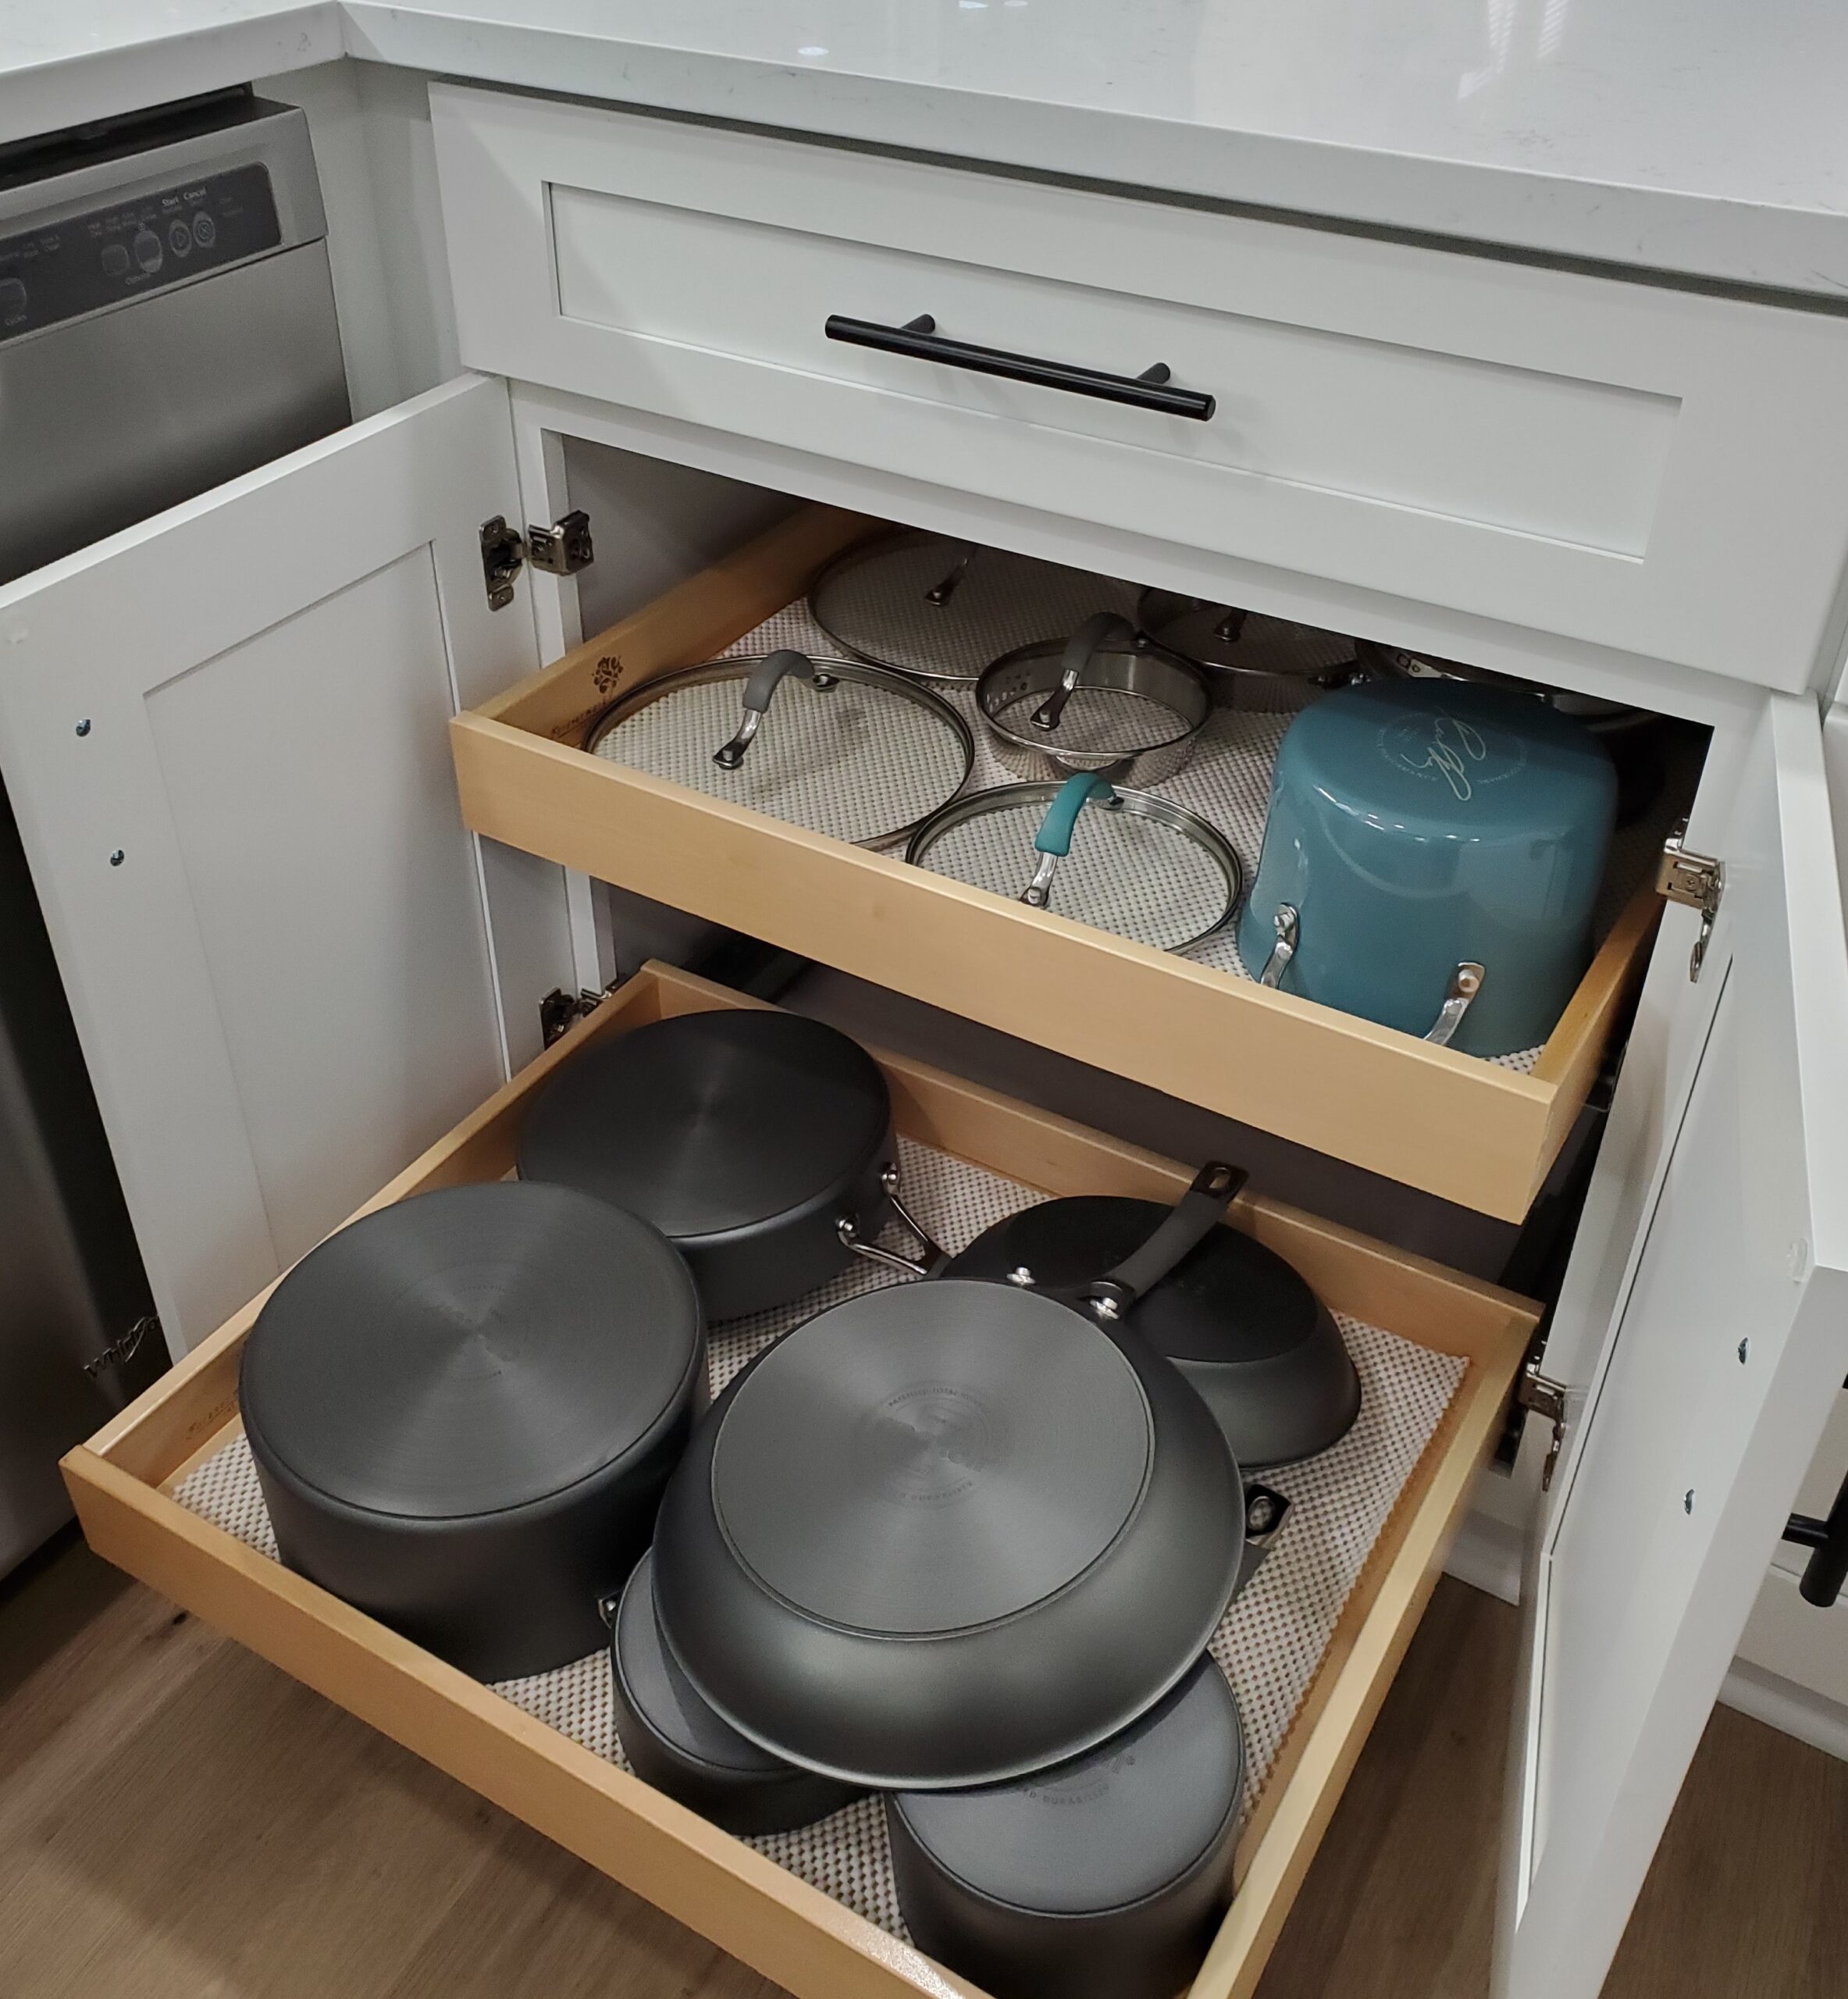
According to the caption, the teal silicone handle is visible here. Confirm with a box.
[1034,771,1115,857]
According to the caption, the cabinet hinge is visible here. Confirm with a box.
[1657,821,1724,982]
[539,985,604,1047]
[479,509,596,610]
[1517,1356,1572,1492]
[83,1313,158,1380]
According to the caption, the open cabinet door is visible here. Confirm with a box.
[1496,691,1848,1998]
[0,375,572,1356]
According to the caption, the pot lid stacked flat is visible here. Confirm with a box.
[586,654,970,848]
[809,531,1140,684]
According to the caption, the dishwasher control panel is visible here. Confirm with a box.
[0,162,281,342]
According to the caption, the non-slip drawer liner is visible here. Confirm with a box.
[582,597,1678,1073]
[176,1134,1466,1944]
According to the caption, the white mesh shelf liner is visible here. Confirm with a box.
[175,1136,1465,1947]
[717,600,1679,1071]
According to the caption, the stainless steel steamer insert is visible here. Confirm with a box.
[808,529,1141,685]
[975,613,1211,785]
[586,648,972,850]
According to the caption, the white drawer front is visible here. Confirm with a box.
[433,85,1848,692]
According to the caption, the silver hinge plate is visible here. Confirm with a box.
[1518,1356,1572,1492]
[539,985,604,1047]
[84,1313,159,1379]
[526,509,595,577]
[1657,821,1724,982]
[479,510,596,610]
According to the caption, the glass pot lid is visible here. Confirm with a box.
[809,529,1141,685]
[1137,589,1359,686]
[907,771,1242,953]
[586,649,974,850]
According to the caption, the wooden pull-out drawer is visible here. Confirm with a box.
[450,507,1668,1222]
[432,84,1848,693]
[66,961,1536,1999]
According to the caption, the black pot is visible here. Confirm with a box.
[651,1168,1249,1790]
[611,1550,861,1836]
[240,1181,705,1681]
[887,1656,1244,1999]
[517,1008,937,1320]
[942,1195,1360,1470]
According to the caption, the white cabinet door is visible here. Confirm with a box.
[0,375,572,1355]
[1497,692,1848,1997]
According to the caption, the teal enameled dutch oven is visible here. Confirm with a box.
[1237,677,1617,1057]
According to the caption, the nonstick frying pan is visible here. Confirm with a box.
[516,1008,942,1321]
[942,1195,1361,1470]
[650,1165,1249,1790]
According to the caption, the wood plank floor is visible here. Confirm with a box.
[2,1531,1843,1998]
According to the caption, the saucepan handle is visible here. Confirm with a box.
[837,1162,949,1278]
[714,650,838,769]
[1087,1160,1248,1318]
[1020,770,1114,908]
[1031,612,1140,734]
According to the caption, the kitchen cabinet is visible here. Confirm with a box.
[4,69,1847,1999]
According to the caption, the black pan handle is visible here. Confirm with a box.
[824,313,1216,422]
[1087,1161,1247,1319]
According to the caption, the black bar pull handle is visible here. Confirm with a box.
[1779,1373,1848,1609]
[824,312,1216,422]
[1785,1465,1848,1608]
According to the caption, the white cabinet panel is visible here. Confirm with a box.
[1498,693,1848,1997]
[434,84,1848,693]
[141,547,501,1272]
[0,374,571,1352]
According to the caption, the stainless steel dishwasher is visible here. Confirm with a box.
[0,89,351,1574]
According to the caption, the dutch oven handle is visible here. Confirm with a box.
[713,649,839,770]
[1031,612,1141,734]
[837,1163,950,1279]
[1084,1160,1248,1323]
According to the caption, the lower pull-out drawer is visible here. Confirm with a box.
[450,506,1668,1222]
[66,962,1534,1999]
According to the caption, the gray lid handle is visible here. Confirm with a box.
[1031,613,1139,733]
[714,650,836,769]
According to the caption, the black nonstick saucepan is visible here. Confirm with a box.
[516,1007,942,1322]
[649,1164,1252,1791]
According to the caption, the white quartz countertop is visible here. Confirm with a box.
[5,0,1848,300]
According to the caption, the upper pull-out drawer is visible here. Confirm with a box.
[432,84,1848,694]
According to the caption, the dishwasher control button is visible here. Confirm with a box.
[101,241,130,278]
[190,212,217,250]
[0,276,25,326]
[167,219,193,258]
[131,229,162,274]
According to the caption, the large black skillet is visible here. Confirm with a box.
[651,1165,1252,1791]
